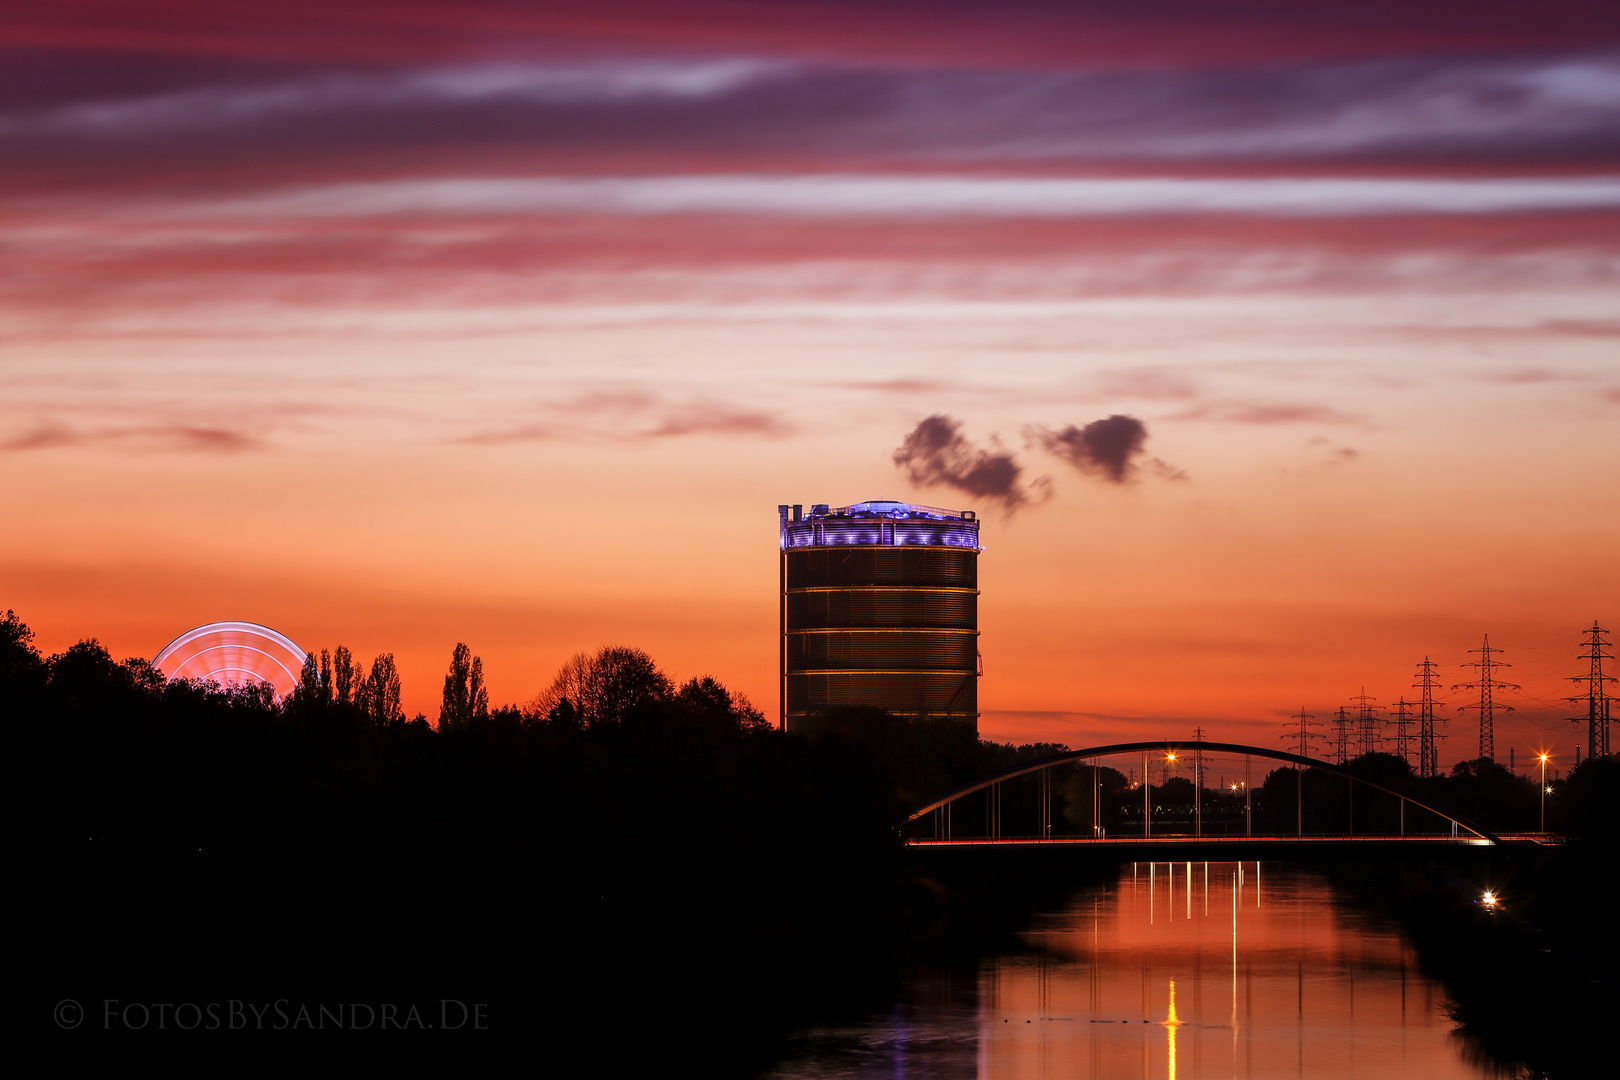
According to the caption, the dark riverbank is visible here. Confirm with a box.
[1322,846,1617,1075]
[14,613,1615,1073]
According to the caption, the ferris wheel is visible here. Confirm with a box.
[152,621,306,700]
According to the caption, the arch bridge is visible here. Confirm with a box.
[907,740,1547,856]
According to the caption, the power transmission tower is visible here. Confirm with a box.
[1390,699,1416,767]
[1567,621,1616,759]
[1414,658,1446,779]
[1350,687,1380,759]
[1332,706,1353,765]
[1281,706,1322,759]
[1453,635,1518,762]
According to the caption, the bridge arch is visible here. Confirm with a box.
[909,740,1501,845]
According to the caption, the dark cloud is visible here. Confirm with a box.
[892,414,1046,509]
[1030,414,1159,484]
[4,3,1614,82]
[7,40,1620,196]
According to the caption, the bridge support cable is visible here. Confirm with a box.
[1142,750,1152,838]
[1244,754,1252,837]
[1198,741,1204,838]
[1040,768,1052,838]
[1095,761,1108,835]
[1192,728,1205,840]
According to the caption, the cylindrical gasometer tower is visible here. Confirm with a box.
[778,500,980,732]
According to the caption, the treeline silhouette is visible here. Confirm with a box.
[9,611,1042,1064]
[18,609,1612,1066]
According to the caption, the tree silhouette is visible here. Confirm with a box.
[2,608,44,701]
[355,653,403,726]
[674,675,770,731]
[331,645,359,706]
[528,645,671,728]
[439,642,490,732]
[296,652,322,704]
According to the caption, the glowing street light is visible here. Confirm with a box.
[1538,753,1550,832]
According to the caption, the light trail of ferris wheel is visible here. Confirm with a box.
[151,621,306,700]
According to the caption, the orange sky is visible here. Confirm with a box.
[2,2,1617,767]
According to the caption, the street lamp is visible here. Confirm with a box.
[1538,753,1549,832]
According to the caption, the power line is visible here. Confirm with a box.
[1453,634,1519,762]
[1414,657,1446,779]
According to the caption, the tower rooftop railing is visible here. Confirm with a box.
[827,501,976,521]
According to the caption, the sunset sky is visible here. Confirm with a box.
[3,1,1617,765]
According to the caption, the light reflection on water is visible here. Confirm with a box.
[769,862,1487,1079]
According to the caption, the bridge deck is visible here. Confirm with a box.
[907,834,1553,849]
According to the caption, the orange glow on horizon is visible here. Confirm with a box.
[1,3,1615,757]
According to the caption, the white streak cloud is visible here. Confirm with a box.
[0,60,792,136]
[195,174,1620,220]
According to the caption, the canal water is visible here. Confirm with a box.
[768,861,1495,1079]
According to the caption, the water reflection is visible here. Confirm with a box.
[770,862,1487,1079]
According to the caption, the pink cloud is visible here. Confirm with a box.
[1167,401,1362,425]
[647,403,792,437]
[1,422,261,453]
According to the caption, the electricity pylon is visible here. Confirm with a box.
[1332,706,1352,765]
[1414,657,1446,778]
[1350,687,1380,759]
[1390,699,1416,767]
[1281,706,1322,759]
[1567,621,1616,759]
[1454,635,1518,762]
